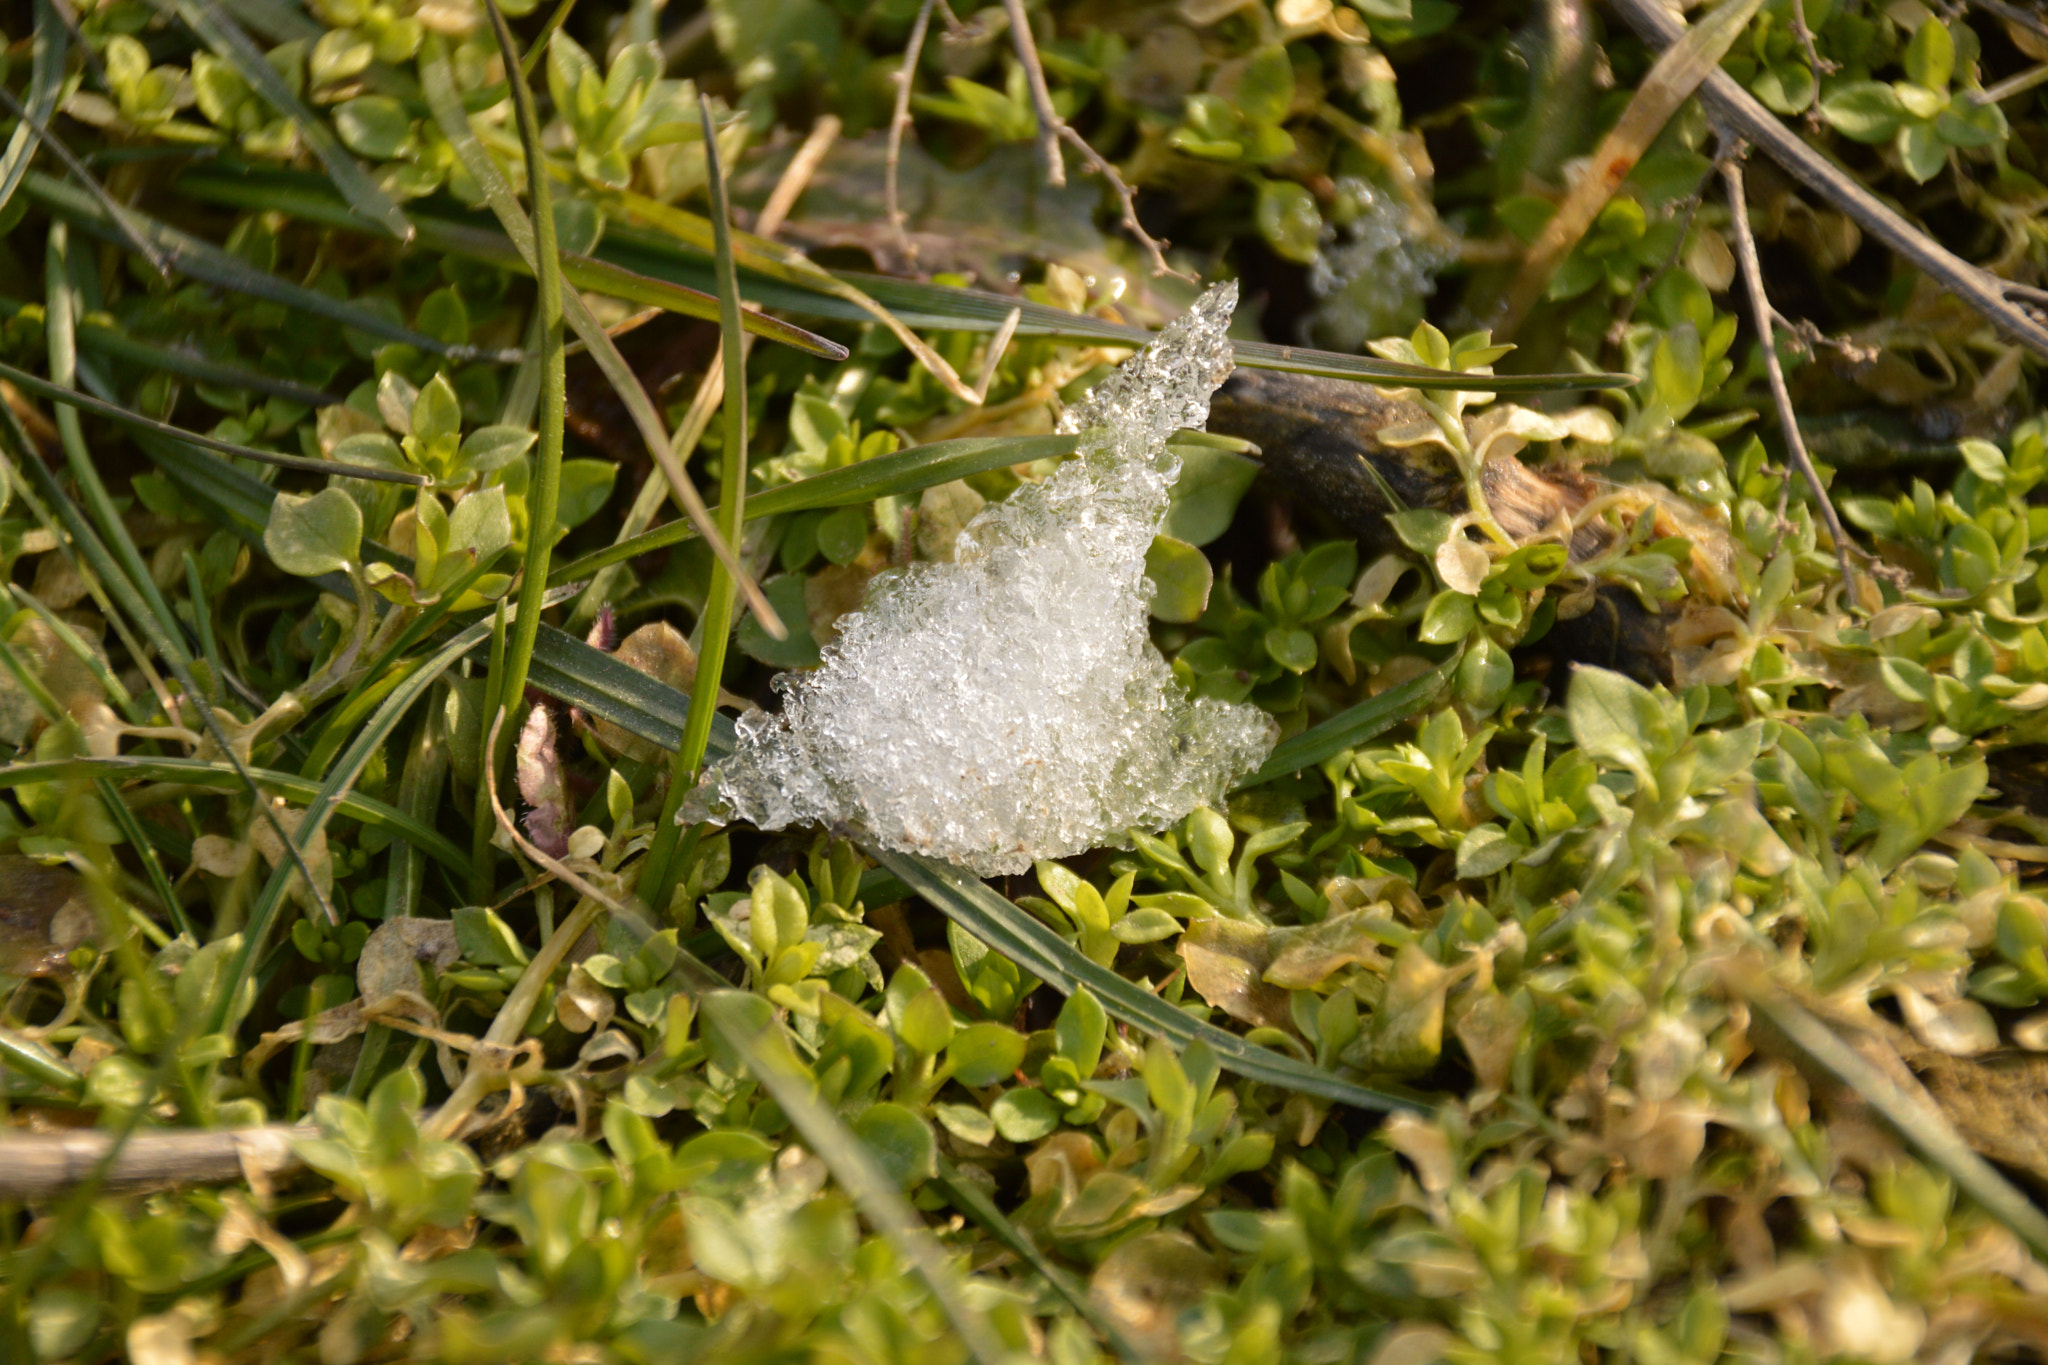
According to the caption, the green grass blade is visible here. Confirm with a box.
[151,0,414,241]
[414,37,784,627]
[0,0,64,220]
[697,994,1012,1365]
[0,757,470,877]
[643,94,755,912]
[0,353,422,485]
[481,0,567,747]
[0,78,171,278]
[1234,657,1457,790]
[1738,972,2048,1263]
[516,624,737,756]
[215,608,511,1034]
[875,849,1422,1114]
[933,1155,1147,1363]
[170,162,846,361]
[1,417,339,928]
[0,300,342,406]
[589,222,1634,394]
[546,431,1079,586]
[23,172,507,363]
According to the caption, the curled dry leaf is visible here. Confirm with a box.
[1177,917,1293,1029]
[0,855,94,977]
[516,704,569,858]
[1087,1231,1217,1361]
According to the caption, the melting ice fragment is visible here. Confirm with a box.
[683,282,1277,876]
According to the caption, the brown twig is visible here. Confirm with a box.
[1719,148,1861,596]
[1000,0,1066,186]
[994,0,1189,280]
[886,0,940,268]
[0,1124,311,1201]
[1788,0,1837,77]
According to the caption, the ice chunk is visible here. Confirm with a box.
[1304,178,1451,355]
[682,282,1277,876]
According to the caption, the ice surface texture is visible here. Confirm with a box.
[683,282,1278,876]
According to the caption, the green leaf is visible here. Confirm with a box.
[554,459,618,532]
[736,575,821,670]
[1236,45,1295,127]
[265,487,363,577]
[1161,444,1260,547]
[852,1103,937,1188]
[948,1022,1027,1087]
[1256,178,1322,264]
[1146,536,1214,623]
[1819,80,1905,142]
[817,504,869,564]
[1904,18,1955,92]
[446,485,512,565]
[1897,119,1948,183]
[990,1088,1062,1142]
[1418,590,1476,644]
[333,95,411,159]
[458,425,537,475]
[1054,990,1107,1074]
[1565,665,1670,793]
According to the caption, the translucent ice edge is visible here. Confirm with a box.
[683,281,1278,876]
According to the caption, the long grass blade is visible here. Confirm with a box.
[0,411,339,928]
[874,849,1423,1113]
[699,994,1012,1365]
[1735,968,2048,1262]
[0,0,63,220]
[150,0,414,241]
[547,431,1079,586]
[932,1155,1146,1363]
[414,37,782,629]
[0,82,171,278]
[1234,657,1456,790]
[608,185,988,404]
[171,162,846,360]
[0,757,470,876]
[23,172,510,363]
[592,223,1637,394]
[0,300,341,406]
[167,162,1618,394]
[0,355,423,485]
[480,0,567,741]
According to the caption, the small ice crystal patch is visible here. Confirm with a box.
[682,282,1277,876]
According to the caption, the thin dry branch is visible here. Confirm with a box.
[887,0,940,267]
[1719,149,1861,595]
[996,0,1189,280]
[1789,0,1836,77]
[0,1124,311,1201]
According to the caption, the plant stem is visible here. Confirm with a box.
[485,0,566,737]
[646,95,754,913]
